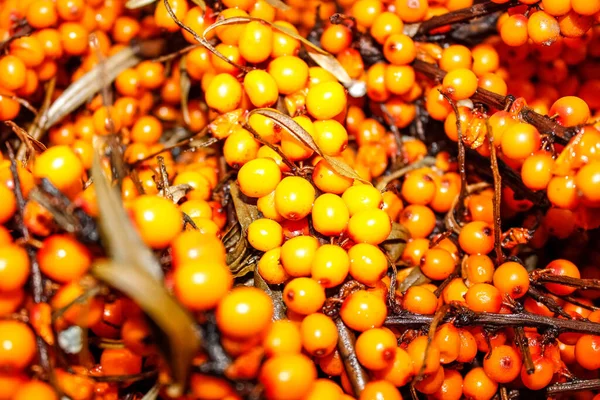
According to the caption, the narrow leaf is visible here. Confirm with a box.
[229,182,259,233]
[397,267,430,292]
[189,0,206,10]
[44,47,141,130]
[159,183,193,204]
[141,384,160,400]
[264,0,289,10]
[382,222,410,263]
[92,261,199,397]
[179,56,192,127]
[91,156,164,280]
[126,0,157,8]
[248,109,370,184]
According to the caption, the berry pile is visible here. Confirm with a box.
[0,0,599,398]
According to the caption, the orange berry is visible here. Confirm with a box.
[216,287,273,339]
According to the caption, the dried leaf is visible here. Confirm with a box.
[179,56,192,127]
[397,267,430,292]
[44,47,141,130]
[93,261,199,397]
[254,269,286,321]
[202,17,364,94]
[264,0,289,10]
[189,0,206,10]
[382,222,410,263]
[229,182,259,233]
[141,385,160,400]
[126,0,157,8]
[159,183,193,203]
[91,156,164,280]
[248,108,370,183]
[6,121,46,153]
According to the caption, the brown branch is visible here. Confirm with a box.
[532,273,600,291]
[336,319,368,396]
[547,379,600,394]
[514,327,534,375]
[385,309,600,335]
[413,0,520,37]
[527,286,572,319]
[413,60,577,145]
[487,121,504,265]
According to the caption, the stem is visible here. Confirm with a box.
[336,318,368,396]
[532,274,600,290]
[487,121,504,265]
[514,327,534,375]
[413,0,519,37]
[547,379,600,394]
[527,286,572,319]
[413,60,577,145]
[385,309,600,335]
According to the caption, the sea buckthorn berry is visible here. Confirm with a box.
[414,365,445,394]
[385,65,415,95]
[394,0,429,23]
[274,176,315,221]
[311,244,349,288]
[571,0,600,14]
[311,193,350,236]
[313,120,348,156]
[359,380,403,400]
[403,286,438,315]
[576,161,600,203]
[268,56,309,95]
[541,0,571,16]
[407,335,441,375]
[383,34,416,65]
[426,84,452,121]
[401,171,436,205]
[92,106,122,136]
[214,8,249,45]
[58,23,89,55]
[544,259,580,295]
[433,323,461,364]
[239,21,273,64]
[0,56,27,92]
[550,96,591,127]
[350,0,384,27]
[216,286,273,339]
[313,159,354,195]
[483,344,522,383]
[521,152,554,190]
[263,320,302,357]
[238,158,282,199]
[373,345,414,387]
[283,277,325,315]
[500,14,529,47]
[547,176,580,209]
[381,191,404,221]
[342,184,383,216]
[348,208,392,245]
[493,261,530,299]
[243,70,279,108]
[463,367,498,400]
[205,73,243,113]
[131,194,182,249]
[38,235,90,283]
[131,115,162,144]
[458,221,494,255]
[472,44,500,76]
[420,248,456,281]
[0,320,37,370]
[10,37,45,68]
[259,353,316,400]
[174,261,232,311]
[575,335,600,370]
[527,11,560,45]
[521,357,554,390]
[321,24,352,54]
[432,368,463,400]
[100,348,142,376]
[442,68,478,101]
[13,381,57,400]
[348,243,388,286]
[478,73,507,96]
[280,236,319,277]
[300,313,338,357]
[154,0,188,32]
[26,0,58,29]
[281,116,315,161]
[304,379,343,400]
[370,12,404,44]
[465,283,502,313]
[0,185,16,224]
[399,204,436,239]
[341,290,387,332]
[465,254,494,284]
[34,145,84,194]
[355,328,397,371]
[223,128,260,168]
[248,218,283,252]
[440,45,472,71]
[456,328,477,363]
[306,81,347,120]
[258,247,289,285]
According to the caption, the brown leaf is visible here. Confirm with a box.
[397,267,430,292]
[264,0,289,10]
[382,222,410,263]
[247,109,369,183]
[159,183,193,204]
[229,182,260,233]
[179,56,192,127]
[44,47,141,130]
[254,269,286,321]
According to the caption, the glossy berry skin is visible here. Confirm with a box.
[483,345,522,383]
[340,290,387,332]
[130,195,183,249]
[311,244,349,288]
[247,218,283,252]
[348,208,392,245]
[283,277,326,315]
[174,261,233,311]
[38,235,91,283]
[300,313,338,357]
[0,320,37,370]
[355,328,397,371]
[13,381,58,400]
[493,261,530,299]
[216,287,273,339]
[0,244,30,292]
[306,81,347,120]
[259,353,317,400]
[274,176,315,221]
[359,380,403,400]
[33,145,83,194]
[311,193,350,236]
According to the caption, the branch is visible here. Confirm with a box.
[413,60,578,145]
